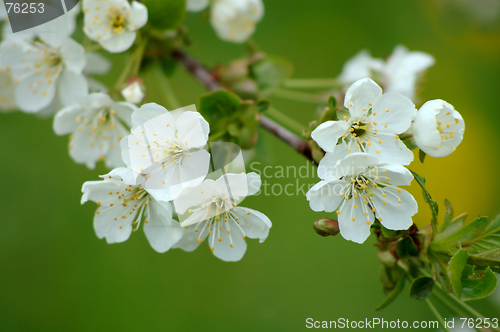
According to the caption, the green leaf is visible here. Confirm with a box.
[375,276,405,311]
[447,249,498,301]
[396,237,419,259]
[468,249,500,271]
[199,90,241,123]
[465,226,500,254]
[409,276,434,300]
[448,248,469,299]
[439,199,454,234]
[418,149,426,163]
[410,170,438,235]
[460,266,497,301]
[251,56,293,96]
[256,99,271,113]
[435,217,490,247]
[143,0,186,31]
[428,251,452,293]
[486,215,500,233]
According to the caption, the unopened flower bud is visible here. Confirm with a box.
[121,80,145,104]
[313,218,339,237]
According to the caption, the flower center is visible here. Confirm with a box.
[110,11,127,33]
[186,197,247,251]
[350,120,369,138]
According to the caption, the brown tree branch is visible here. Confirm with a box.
[172,48,316,164]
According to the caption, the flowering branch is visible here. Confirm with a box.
[171,48,315,164]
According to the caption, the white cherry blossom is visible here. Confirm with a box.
[338,45,435,101]
[83,0,148,53]
[53,93,136,169]
[0,35,87,113]
[81,167,184,252]
[210,0,264,43]
[121,103,210,201]
[172,172,272,262]
[412,99,465,157]
[307,153,417,244]
[312,78,416,172]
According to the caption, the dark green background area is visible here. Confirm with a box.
[1,0,499,331]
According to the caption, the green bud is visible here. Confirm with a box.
[313,218,339,237]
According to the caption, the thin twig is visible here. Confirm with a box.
[172,48,315,164]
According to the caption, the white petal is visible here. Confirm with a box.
[60,38,86,73]
[174,179,216,215]
[83,52,111,75]
[81,179,122,205]
[100,31,136,53]
[179,149,211,185]
[337,195,373,244]
[58,70,89,107]
[131,102,173,130]
[53,105,85,135]
[128,1,148,31]
[232,207,271,242]
[369,92,417,133]
[338,50,384,84]
[175,111,210,148]
[211,219,247,261]
[375,163,413,187]
[306,179,345,213]
[103,167,136,185]
[172,224,207,252]
[365,132,414,165]
[317,145,350,180]
[311,120,350,153]
[329,152,380,178]
[372,186,417,231]
[94,203,135,243]
[344,78,382,118]
[143,199,184,253]
[15,72,57,112]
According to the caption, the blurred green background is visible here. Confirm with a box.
[1,0,500,331]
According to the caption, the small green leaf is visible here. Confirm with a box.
[460,266,497,301]
[376,276,405,311]
[418,149,426,163]
[410,170,438,235]
[256,99,271,113]
[448,248,469,299]
[439,199,454,234]
[428,251,452,293]
[486,215,500,233]
[143,0,187,30]
[396,237,419,259]
[468,248,500,271]
[465,227,500,255]
[199,90,241,123]
[409,276,435,300]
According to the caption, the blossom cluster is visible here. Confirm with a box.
[307,78,465,243]
[81,103,272,261]
[0,0,272,261]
